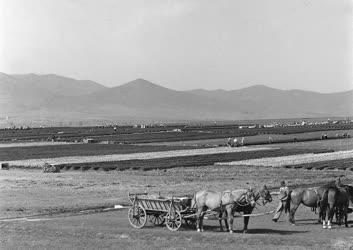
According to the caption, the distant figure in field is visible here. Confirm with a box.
[273,180,290,222]
[227,138,238,147]
[268,136,273,144]
[241,137,245,146]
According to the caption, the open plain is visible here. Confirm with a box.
[1,132,353,249]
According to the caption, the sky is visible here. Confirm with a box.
[0,0,352,92]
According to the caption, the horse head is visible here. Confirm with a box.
[259,185,273,205]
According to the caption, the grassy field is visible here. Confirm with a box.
[2,135,353,249]
[0,143,196,161]
[55,147,333,171]
[143,129,353,147]
[1,123,352,143]
[1,165,353,249]
[217,150,353,167]
[1,138,352,172]
[1,165,352,218]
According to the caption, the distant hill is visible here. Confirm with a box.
[10,73,106,96]
[0,73,352,125]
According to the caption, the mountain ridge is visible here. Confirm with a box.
[0,72,352,125]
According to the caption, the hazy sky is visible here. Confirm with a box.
[0,0,352,92]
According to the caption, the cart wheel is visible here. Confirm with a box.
[128,205,147,229]
[166,210,182,231]
[149,214,165,226]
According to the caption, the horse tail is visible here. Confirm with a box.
[284,191,292,214]
[320,189,329,211]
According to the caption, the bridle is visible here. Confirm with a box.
[255,189,272,206]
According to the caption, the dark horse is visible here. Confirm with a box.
[219,185,273,233]
[321,186,350,229]
[285,182,337,224]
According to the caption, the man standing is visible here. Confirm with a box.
[272,180,290,222]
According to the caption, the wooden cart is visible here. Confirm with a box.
[128,193,196,231]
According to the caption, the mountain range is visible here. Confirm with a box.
[0,72,352,125]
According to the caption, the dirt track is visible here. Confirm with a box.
[1,205,353,249]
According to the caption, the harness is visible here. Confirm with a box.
[234,190,255,207]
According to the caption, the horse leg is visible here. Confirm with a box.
[243,208,253,234]
[226,206,233,234]
[326,204,335,229]
[289,203,300,225]
[321,203,327,228]
[344,203,349,228]
[336,207,341,226]
[337,207,342,226]
[323,203,331,229]
[224,211,229,232]
[200,212,205,232]
[220,209,229,232]
[320,201,327,227]
[196,207,203,232]
[219,209,224,232]
[317,201,322,223]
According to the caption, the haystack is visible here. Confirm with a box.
[42,163,60,173]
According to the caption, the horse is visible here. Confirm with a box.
[192,189,256,233]
[321,186,350,229]
[219,185,273,233]
[285,182,337,224]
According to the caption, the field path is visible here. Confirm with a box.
[216,149,353,167]
[4,146,273,168]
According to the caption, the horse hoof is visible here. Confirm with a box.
[323,225,327,229]
[328,225,332,229]
[197,229,200,232]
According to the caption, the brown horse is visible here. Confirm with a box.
[192,189,256,233]
[285,186,331,224]
[219,185,273,233]
[321,186,350,229]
